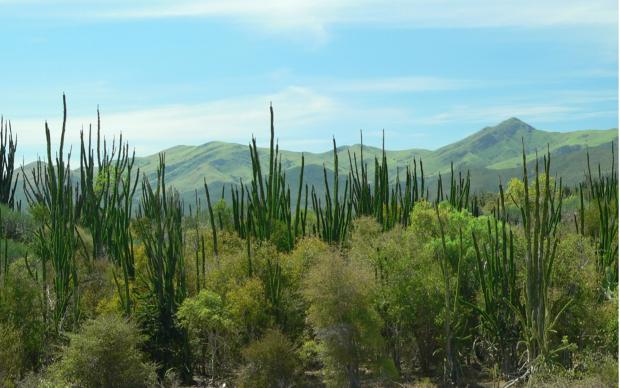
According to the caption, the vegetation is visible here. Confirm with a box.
[0,98,616,387]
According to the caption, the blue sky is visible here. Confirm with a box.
[0,0,618,162]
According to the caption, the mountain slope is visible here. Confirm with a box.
[15,118,618,205]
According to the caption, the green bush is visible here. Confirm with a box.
[177,289,234,378]
[0,258,45,375]
[55,314,157,388]
[226,277,271,342]
[0,204,33,241]
[0,322,24,387]
[236,329,300,388]
[303,250,387,387]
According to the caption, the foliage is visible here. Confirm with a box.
[23,94,81,332]
[303,250,388,387]
[54,314,157,388]
[0,322,24,386]
[135,154,190,381]
[225,277,271,341]
[236,329,300,388]
[0,117,18,209]
[177,289,234,379]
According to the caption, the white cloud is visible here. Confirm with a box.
[414,103,616,127]
[11,86,340,160]
[5,0,617,40]
[327,76,475,93]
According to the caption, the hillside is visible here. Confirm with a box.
[130,118,617,201]
[14,118,617,206]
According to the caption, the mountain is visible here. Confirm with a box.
[15,118,618,206]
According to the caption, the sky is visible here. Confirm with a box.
[0,0,618,162]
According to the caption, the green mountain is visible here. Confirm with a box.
[16,118,618,206]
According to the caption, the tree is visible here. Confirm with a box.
[177,289,234,379]
[303,250,387,387]
[55,315,157,388]
[236,329,300,388]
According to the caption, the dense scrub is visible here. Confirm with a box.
[0,100,617,387]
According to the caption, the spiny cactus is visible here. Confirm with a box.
[229,105,306,250]
[0,117,18,209]
[23,94,81,332]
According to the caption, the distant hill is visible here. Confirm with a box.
[15,118,618,206]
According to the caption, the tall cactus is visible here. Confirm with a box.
[436,162,470,211]
[470,182,520,377]
[347,131,426,229]
[136,154,190,378]
[436,206,463,385]
[0,117,18,209]
[583,146,618,292]
[511,144,571,373]
[76,108,140,314]
[23,94,81,332]
[311,138,352,243]
[229,105,306,250]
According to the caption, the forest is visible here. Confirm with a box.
[0,96,617,387]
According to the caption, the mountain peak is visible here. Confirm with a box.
[489,117,536,136]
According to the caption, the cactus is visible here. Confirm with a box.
[347,131,426,229]
[229,105,306,250]
[23,94,81,332]
[470,181,520,377]
[77,108,140,314]
[510,144,572,373]
[311,138,352,243]
[585,146,618,292]
[0,117,18,209]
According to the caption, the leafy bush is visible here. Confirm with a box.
[0,322,24,386]
[303,250,387,387]
[55,314,157,388]
[0,258,45,375]
[236,329,300,388]
[177,289,234,378]
[226,277,271,341]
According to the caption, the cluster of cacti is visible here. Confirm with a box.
[227,105,307,250]
[76,113,140,314]
[436,162,471,211]
[513,146,571,373]
[435,206,464,385]
[188,192,207,292]
[136,154,187,314]
[575,146,618,292]
[348,132,427,230]
[135,155,190,374]
[23,95,81,332]
[470,182,520,377]
[311,138,352,243]
[0,117,18,209]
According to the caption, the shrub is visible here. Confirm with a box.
[236,329,300,388]
[303,251,386,387]
[55,314,157,388]
[0,322,24,386]
[0,258,45,374]
[177,289,234,378]
[226,278,271,341]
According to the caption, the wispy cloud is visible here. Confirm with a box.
[326,76,476,93]
[12,87,339,159]
[4,0,617,40]
[415,104,617,127]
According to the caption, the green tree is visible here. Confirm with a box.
[303,250,387,387]
[177,289,234,378]
[236,329,300,388]
[55,314,157,388]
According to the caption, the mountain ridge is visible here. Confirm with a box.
[14,118,618,206]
